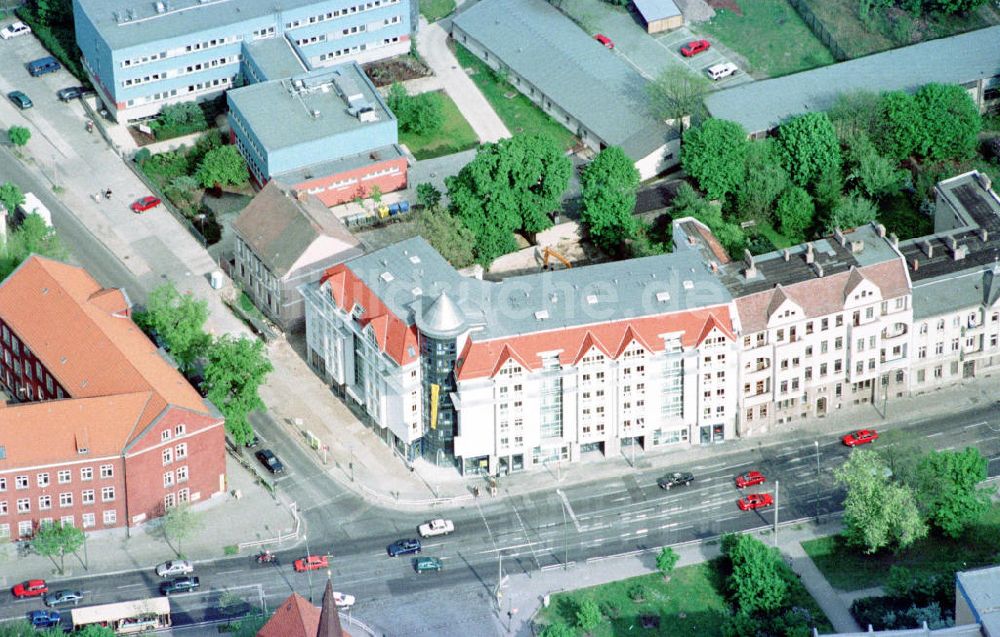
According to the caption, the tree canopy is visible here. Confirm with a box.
[681,119,750,200]
[913,83,981,161]
[915,447,992,538]
[0,213,68,281]
[0,182,25,215]
[826,193,878,233]
[8,126,31,148]
[387,83,444,136]
[417,206,476,269]
[136,282,211,373]
[734,139,789,223]
[161,503,203,557]
[31,521,85,574]
[646,65,711,132]
[579,146,640,256]
[669,183,746,257]
[722,533,788,615]
[777,112,842,188]
[874,91,922,161]
[196,145,249,188]
[204,335,272,445]
[775,187,814,242]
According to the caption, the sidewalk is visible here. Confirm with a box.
[0,456,298,588]
[498,518,857,636]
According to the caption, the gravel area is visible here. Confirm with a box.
[676,0,716,22]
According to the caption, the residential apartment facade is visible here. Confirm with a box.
[0,257,226,541]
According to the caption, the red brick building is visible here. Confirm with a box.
[0,257,226,541]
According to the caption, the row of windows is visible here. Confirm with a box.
[918,312,1000,334]
[285,0,401,29]
[0,465,113,492]
[1,487,116,514]
[0,510,117,538]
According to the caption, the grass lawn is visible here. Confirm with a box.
[452,43,578,151]
[802,503,1000,591]
[700,0,835,78]
[398,91,479,160]
[419,0,455,22]
[534,558,832,636]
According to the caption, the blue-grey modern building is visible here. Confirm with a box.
[73,0,416,122]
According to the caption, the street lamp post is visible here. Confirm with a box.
[773,479,779,548]
[304,534,313,603]
[814,441,821,523]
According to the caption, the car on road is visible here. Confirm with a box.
[333,592,355,608]
[43,590,83,607]
[156,559,194,578]
[8,90,32,110]
[160,576,200,595]
[842,429,878,447]
[28,610,61,628]
[387,538,422,557]
[414,556,443,573]
[737,493,774,511]
[681,39,710,57]
[594,33,614,49]
[0,21,31,39]
[418,518,454,538]
[657,471,694,489]
[294,555,329,572]
[735,471,766,489]
[12,579,48,598]
[130,195,161,213]
[255,449,284,474]
[57,86,85,101]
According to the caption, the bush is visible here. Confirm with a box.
[141,150,191,186]
[150,102,209,140]
[851,596,953,630]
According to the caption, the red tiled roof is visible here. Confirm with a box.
[320,265,418,365]
[456,306,734,381]
[258,593,321,637]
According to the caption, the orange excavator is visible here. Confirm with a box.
[541,246,572,270]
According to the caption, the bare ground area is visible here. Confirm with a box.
[363,55,432,87]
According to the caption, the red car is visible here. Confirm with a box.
[130,196,162,213]
[293,555,329,572]
[681,39,711,57]
[737,493,774,511]
[843,429,879,447]
[12,580,48,598]
[735,471,766,489]
[594,33,614,49]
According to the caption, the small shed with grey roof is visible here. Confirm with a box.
[451,0,679,179]
[632,0,683,33]
[232,181,363,331]
[705,25,1000,136]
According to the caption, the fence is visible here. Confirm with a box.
[787,0,850,61]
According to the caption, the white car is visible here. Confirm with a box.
[418,518,455,538]
[333,592,355,608]
[155,559,194,577]
[0,22,32,39]
[706,62,739,81]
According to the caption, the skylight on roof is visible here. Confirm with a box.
[656,291,671,302]
[534,310,549,320]
[586,294,598,305]
[682,280,694,290]
[412,287,423,296]
[380,272,395,283]
[409,255,421,264]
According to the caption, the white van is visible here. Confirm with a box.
[707,63,739,81]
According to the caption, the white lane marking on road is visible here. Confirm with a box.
[117,583,144,589]
[216,569,242,575]
[965,421,987,429]
[557,489,582,533]
[928,432,945,438]
[787,457,801,464]
[635,528,648,535]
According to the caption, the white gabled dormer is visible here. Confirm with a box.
[842,267,883,309]
[765,285,804,328]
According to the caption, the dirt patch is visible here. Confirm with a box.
[127,125,157,147]
[363,55,432,87]
[707,0,741,15]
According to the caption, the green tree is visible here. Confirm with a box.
[874,91,922,160]
[734,139,789,223]
[73,626,117,637]
[926,0,987,13]
[775,187,814,242]
[8,126,31,147]
[446,134,571,264]
[31,521,85,575]
[580,146,640,255]
[681,119,750,200]
[0,182,25,216]
[386,82,409,119]
[828,90,882,142]
[777,112,842,187]
[1,214,68,281]
[165,175,202,208]
[0,621,37,637]
[826,193,878,233]
[135,282,211,373]
[575,599,602,632]
[417,207,476,269]
[723,533,788,614]
[161,503,203,557]
[914,83,982,161]
[204,335,273,445]
[370,184,383,206]
[845,133,906,199]
[655,546,679,578]
[539,623,575,637]
[416,182,442,210]
[405,93,444,135]
[646,66,712,132]
[876,428,928,489]
[159,101,206,129]
[195,145,249,188]
[916,447,993,538]
[836,449,927,553]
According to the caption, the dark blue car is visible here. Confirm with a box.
[29,609,61,628]
[387,538,421,557]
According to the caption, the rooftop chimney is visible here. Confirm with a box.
[805,243,814,265]
[876,223,887,238]
[783,248,791,262]
[922,240,934,258]
[834,228,845,246]
[980,228,988,242]
[948,236,958,251]
[953,245,968,261]
[811,262,824,278]
[912,258,919,271]
[889,233,899,249]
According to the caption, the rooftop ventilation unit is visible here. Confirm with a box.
[380,272,394,283]
[357,106,378,122]
[656,291,671,303]
[411,287,422,296]
[409,255,421,264]
[534,310,549,321]
[683,280,694,290]
[154,1,166,13]
[586,294,598,305]
[311,109,321,119]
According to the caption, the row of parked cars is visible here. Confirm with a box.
[384,518,456,573]
[3,22,88,111]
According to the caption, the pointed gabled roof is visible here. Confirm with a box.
[843,266,868,298]
[571,331,611,364]
[612,325,652,358]
[316,580,344,637]
[490,344,533,377]
[257,593,320,637]
[985,262,1000,308]
[417,291,467,338]
[766,284,791,319]
[695,313,735,346]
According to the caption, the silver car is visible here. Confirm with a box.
[155,559,193,577]
[44,589,83,607]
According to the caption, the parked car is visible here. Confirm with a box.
[594,33,614,49]
[12,579,48,598]
[333,592,355,608]
[735,471,766,489]
[255,449,284,474]
[413,556,443,573]
[44,590,83,607]
[387,538,422,557]
[294,555,329,572]
[156,559,194,578]
[7,90,32,110]
[0,21,31,39]
[737,493,774,511]
[28,610,61,629]
[681,39,710,57]
[418,519,454,538]
[160,576,200,595]
[657,472,694,489]
[57,86,85,101]
[27,56,61,77]
[842,429,878,447]
[706,62,739,81]
[130,196,161,213]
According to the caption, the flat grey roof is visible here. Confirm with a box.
[273,144,406,184]
[76,0,327,51]
[452,0,675,160]
[632,0,681,22]
[705,25,1000,134]
[245,38,307,81]
[228,62,392,151]
[911,265,999,319]
[957,565,1000,637]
